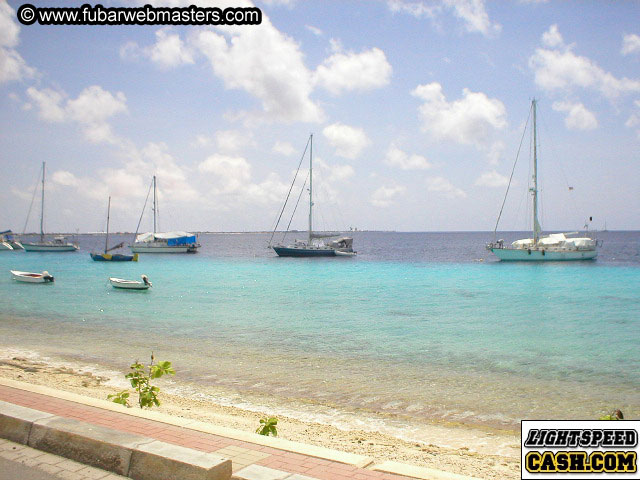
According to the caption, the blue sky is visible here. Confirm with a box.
[1,0,639,234]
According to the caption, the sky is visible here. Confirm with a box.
[1,0,639,234]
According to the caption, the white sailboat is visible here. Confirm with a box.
[487,100,598,261]
[130,176,200,254]
[271,134,355,257]
[22,162,79,252]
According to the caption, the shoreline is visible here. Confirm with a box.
[0,353,520,479]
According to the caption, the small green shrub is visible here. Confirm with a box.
[256,417,278,436]
[108,352,175,409]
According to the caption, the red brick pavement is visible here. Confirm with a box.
[0,384,413,480]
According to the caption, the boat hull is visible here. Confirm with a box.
[0,242,13,251]
[109,277,150,290]
[10,270,54,283]
[130,243,198,253]
[491,248,597,261]
[91,253,138,262]
[273,245,336,257]
[22,243,78,252]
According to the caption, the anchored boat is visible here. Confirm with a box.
[109,275,152,290]
[90,197,138,262]
[130,176,200,254]
[270,134,355,257]
[11,270,54,283]
[487,100,599,261]
[22,162,79,252]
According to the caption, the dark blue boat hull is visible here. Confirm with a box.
[273,246,336,257]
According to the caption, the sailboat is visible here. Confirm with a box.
[22,162,79,252]
[487,100,598,261]
[90,197,138,261]
[271,134,355,257]
[130,176,200,253]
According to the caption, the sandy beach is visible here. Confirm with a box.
[0,354,520,479]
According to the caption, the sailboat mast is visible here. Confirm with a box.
[153,175,157,234]
[40,162,45,242]
[308,134,313,245]
[532,99,540,244]
[104,196,111,254]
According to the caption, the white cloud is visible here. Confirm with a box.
[26,88,66,122]
[445,0,501,36]
[47,142,197,210]
[245,172,289,205]
[328,164,355,182]
[625,100,640,138]
[121,29,194,68]
[475,170,509,188]
[542,24,563,48]
[52,171,81,188]
[26,85,127,144]
[192,18,323,123]
[197,152,289,205]
[412,82,507,147]
[487,141,505,166]
[426,176,466,198]
[273,141,296,156]
[119,41,141,62]
[387,0,500,37]
[215,129,247,152]
[552,101,598,130]
[322,123,370,159]
[138,142,198,201]
[198,154,252,194]
[314,45,392,95]
[148,29,195,68]
[529,26,640,99]
[66,86,128,143]
[0,2,35,84]
[192,134,212,148]
[384,144,432,170]
[371,184,406,207]
[387,0,440,19]
[621,33,640,56]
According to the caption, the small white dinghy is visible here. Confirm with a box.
[109,275,152,290]
[11,270,54,283]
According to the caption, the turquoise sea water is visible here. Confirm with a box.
[0,231,638,443]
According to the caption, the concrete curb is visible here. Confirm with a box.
[0,400,231,480]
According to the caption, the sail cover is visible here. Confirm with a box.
[135,231,196,244]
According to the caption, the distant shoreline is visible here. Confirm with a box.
[15,229,632,235]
